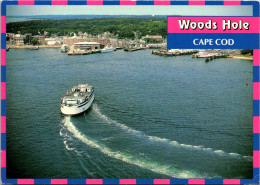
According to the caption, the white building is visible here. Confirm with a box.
[74,42,101,50]
[45,38,61,46]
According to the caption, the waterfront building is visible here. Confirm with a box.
[141,35,163,43]
[64,37,86,46]
[32,36,45,45]
[91,39,110,49]
[45,38,61,46]
[108,38,118,47]
[6,33,15,45]
[117,39,128,48]
[14,34,24,46]
[74,42,101,50]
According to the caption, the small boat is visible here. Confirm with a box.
[101,45,114,53]
[61,84,94,115]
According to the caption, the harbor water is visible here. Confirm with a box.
[6,49,253,179]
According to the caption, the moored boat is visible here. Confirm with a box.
[101,45,114,53]
[61,84,94,115]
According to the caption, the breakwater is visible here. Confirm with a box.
[192,52,229,62]
[7,45,61,50]
[152,49,198,56]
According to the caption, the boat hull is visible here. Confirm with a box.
[61,94,95,115]
[101,49,113,53]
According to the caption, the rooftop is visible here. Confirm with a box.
[74,42,100,45]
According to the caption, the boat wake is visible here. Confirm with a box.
[60,126,83,156]
[61,116,206,178]
[93,104,252,161]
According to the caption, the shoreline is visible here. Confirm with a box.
[8,45,60,49]
[228,56,253,60]
[6,47,254,61]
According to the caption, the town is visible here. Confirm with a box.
[6,31,252,61]
[6,31,167,54]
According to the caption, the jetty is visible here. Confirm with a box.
[8,45,40,50]
[192,51,229,62]
[152,49,198,57]
[67,47,101,55]
[124,47,146,52]
[68,50,92,55]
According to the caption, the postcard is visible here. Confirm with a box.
[0,0,259,184]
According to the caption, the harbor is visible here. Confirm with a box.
[6,48,253,179]
[5,13,254,180]
[6,32,252,61]
[151,49,252,62]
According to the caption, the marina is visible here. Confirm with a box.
[6,48,253,179]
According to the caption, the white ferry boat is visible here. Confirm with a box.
[61,84,94,115]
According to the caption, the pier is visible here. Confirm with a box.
[152,49,198,57]
[8,45,40,50]
[192,51,229,62]
[67,50,98,55]
[124,47,147,52]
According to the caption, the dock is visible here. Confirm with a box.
[67,49,101,55]
[68,50,92,55]
[152,49,198,57]
[8,45,40,50]
[124,47,146,52]
[192,52,229,62]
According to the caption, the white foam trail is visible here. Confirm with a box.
[60,126,82,155]
[62,116,205,178]
[63,140,75,151]
[101,137,113,141]
[93,104,252,160]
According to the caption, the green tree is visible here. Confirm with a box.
[7,17,168,39]
[24,35,31,45]
[31,37,39,45]
[241,49,253,55]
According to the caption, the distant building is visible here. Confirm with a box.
[109,38,118,47]
[74,42,101,50]
[44,31,48,36]
[64,37,86,46]
[32,36,45,45]
[141,35,163,43]
[14,37,24,46]
[15,34,22,37]
[45,38,61,46]
[91,39,110,49]
[24,33,32,37]
[14,34,24,46]
[117,39,128,48]
[6,33,15,45]
[78,32,83,36]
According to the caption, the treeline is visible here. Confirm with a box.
[7,17,167,39]
[240,49,253,55]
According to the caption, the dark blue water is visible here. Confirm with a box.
[6,48,253,179]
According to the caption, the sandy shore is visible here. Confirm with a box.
[228,56,253,60]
